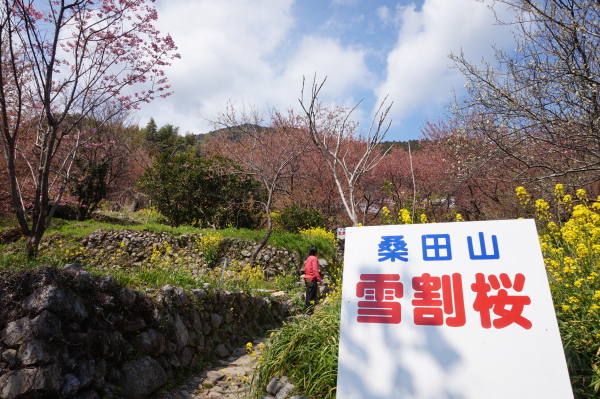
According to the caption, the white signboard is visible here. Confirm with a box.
[337,219,573,399]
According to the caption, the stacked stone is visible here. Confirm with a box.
[0,266,290,399]
[80,230,202,267]
[216,238,301,276]
[78,229,301,276]
[261,376,301,399]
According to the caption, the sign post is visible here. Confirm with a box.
[336,219,573,399]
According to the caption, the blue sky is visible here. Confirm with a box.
[139,0,516,141]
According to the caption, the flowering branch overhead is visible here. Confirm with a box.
[0,0,179,257]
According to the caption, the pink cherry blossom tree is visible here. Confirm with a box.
[0,0,179,257]
[299,76,393,227]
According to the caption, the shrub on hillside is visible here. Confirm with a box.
[138,153,264,228]
[274,205,325,233]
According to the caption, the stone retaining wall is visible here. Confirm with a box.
[78,229,301,277]
[0,266,291,399]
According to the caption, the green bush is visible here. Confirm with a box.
[138,153,264,228]
[70,161,109,220]
[274,205,325,233]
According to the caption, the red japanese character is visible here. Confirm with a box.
[356,274,403,324]
[412,273,443,325]
[442,274,466,327]
[471,273,532,329]
[412,273,465,326]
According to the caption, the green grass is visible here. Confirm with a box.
[0,248,64,271]
[43,217,200,240]
[89,266,201,291]
[198,263,304,294]
[253,294,341,399]
[0,239,303,296]
[219,227,336,261]
[0,243,299,294]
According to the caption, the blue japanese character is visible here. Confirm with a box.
[467,232,500,260]
[378,236,409,262]
[422,234,452,261]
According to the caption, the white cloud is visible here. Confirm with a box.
[135,0,293,133]
[375,0,515,126]
[376,6,390,24]
[276,36,373,105]
[136,0,372,134]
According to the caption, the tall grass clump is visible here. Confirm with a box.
[253,291,341,399]
[518,185,600,398]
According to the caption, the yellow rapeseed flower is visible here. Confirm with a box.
[398,209,411,224]
[554,184,564,199]
[576,244,590,258]
[299,227,336,246]
[515,186,530,206]
[562,194,573,210]
[535,199,551,221]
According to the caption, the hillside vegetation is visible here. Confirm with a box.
[2,0,600,396]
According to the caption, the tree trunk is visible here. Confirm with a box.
[25,232,43,259]
[250,226,273,268]
[250,198,274,268]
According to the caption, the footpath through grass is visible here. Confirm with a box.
[253,283,342,399]
[0,211,345,396]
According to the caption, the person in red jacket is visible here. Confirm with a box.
[304,246,321,313]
